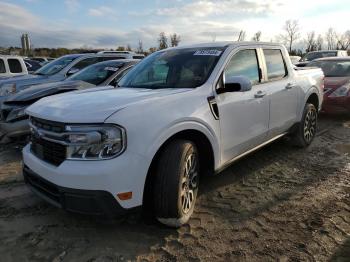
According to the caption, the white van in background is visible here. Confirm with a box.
[0,56,28,78]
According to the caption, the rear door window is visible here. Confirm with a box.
[263,49,287,81]
[8,59,23,73]
[72,57,99,70]
[0,59,5,73]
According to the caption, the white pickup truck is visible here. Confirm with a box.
[23,42,324,227]
[0,56,28,78]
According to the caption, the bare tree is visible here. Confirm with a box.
[116,46,125,51]
[305,31,317,52]
[158,32,168,50]
[336,30,350,50]
[344,30,350,49]
[316,34,323,51]
[280,20,300,53]
[126,44,132,51]
[252,31,262,42]
[325,28,337,50]
[137,40,143,53]
[237,30,246,41]
[149,47,157,53]
[170,33,181,47]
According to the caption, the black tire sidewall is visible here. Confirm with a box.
[154,140,199,227]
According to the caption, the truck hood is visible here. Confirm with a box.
[0,74,33,81]
[4,80,95,104]
[26,87,191,123]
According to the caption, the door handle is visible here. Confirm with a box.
[254,90,266,98]
[286,83,296,89]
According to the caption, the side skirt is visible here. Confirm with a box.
[215,132,288,174]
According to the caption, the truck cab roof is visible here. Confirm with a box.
[168,41,283,49]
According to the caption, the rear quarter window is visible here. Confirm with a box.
[263,49,287,81]
[8,59,23,73]
[0,59,5,73]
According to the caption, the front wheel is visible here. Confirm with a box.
[291,103,318,147]
[154,140,199,227]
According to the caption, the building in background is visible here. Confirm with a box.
[21,33,31,56]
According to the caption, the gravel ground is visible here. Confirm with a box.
[0,115,349,262]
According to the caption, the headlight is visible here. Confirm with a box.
[6,106,27,122]
[329,82,350,97]
[0,83,16,96]
[65,125,126,160]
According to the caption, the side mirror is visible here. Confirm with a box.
[219,75,252,94]
[67,68,80,76]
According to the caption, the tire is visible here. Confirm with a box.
[291,103,318,147]
[154,140,199,227]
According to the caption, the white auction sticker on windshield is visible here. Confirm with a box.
[194,50,222,56]
[104,67,119,71]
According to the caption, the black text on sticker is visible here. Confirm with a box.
[194,50,222,56]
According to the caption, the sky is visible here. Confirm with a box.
[0,0,349,50]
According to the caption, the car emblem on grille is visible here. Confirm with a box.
[32,127,44,140]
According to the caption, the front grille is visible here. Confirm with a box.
[30,117,67,166]
[31,117,65,133]
[31,136,66,166]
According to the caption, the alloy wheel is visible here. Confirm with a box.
[181,153,199,214]
[304,108,317,143]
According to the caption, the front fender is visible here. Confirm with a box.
[146,119,220,170]
[298,86,322,120]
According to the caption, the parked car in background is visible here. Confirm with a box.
[296,50,348,67]
[0,59,138,143]
[290,56,301,65]
[308,57,350,114]
[0,53,132,102]
[98,51,145,59]
[30,57,54,65]
[23,42,323,227]
[0,56,28,78]
[24,59,42,73]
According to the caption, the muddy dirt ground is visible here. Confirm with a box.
[0,115,349,262]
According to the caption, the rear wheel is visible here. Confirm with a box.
[291,103,317,147]
[154,140,199,227]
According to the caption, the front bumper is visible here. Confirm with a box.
[23,165,131,216]
[22,144,150,210]
[0,118,30,139]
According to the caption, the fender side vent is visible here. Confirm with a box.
[207,96,219,120]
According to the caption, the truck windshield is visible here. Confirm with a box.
[68,62,123,85]
[118,47,225,89]
[34,55,79,76]
[309,60,350,77]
